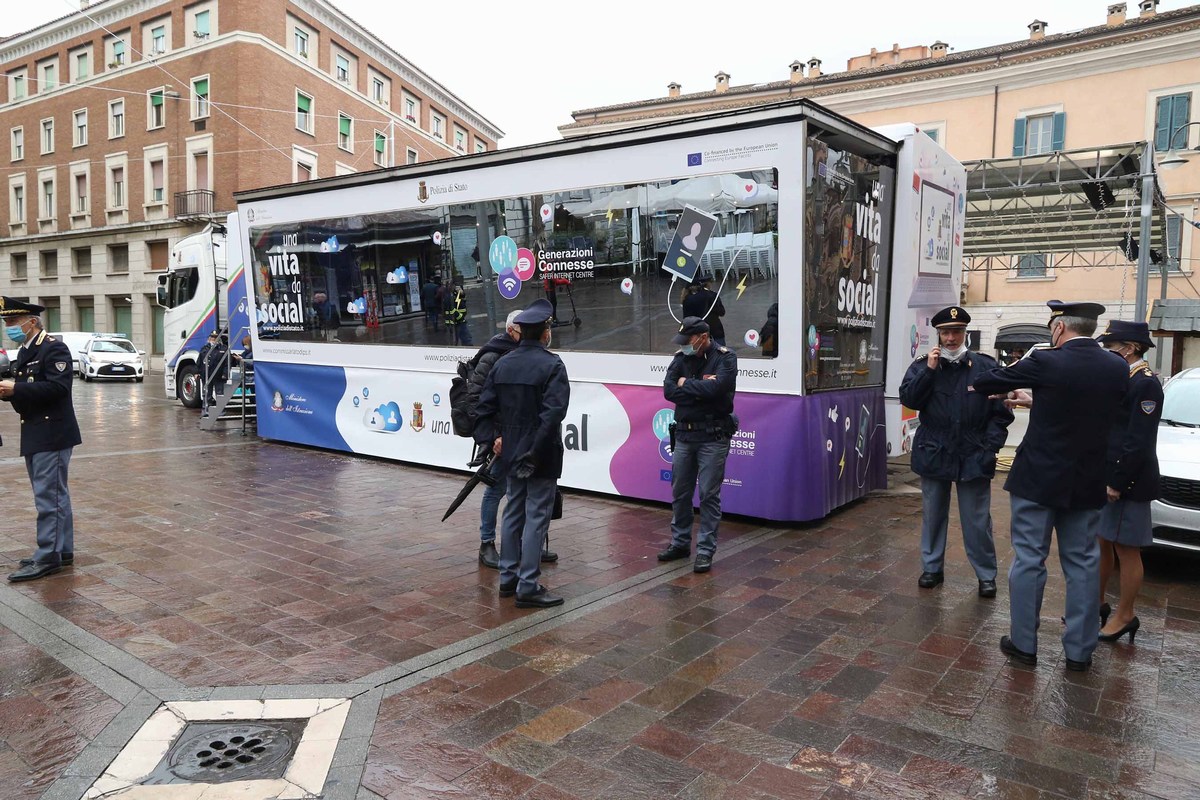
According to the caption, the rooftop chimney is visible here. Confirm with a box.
[807,57,822,78]
[931,40,949,58]
[1028,19,1048,40]
[667,81,681,99]
[1138,0,1158,17]
[714,71,729,93]
[789,60,805,82]
[1107,3,1127,25]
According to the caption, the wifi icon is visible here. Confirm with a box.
[497,269,522,299]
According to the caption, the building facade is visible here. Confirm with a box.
[0,0,501,354]
[562,1,1200,370]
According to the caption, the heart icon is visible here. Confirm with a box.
[620,277,633,295]
[745,184,753,193]
[744,329,759,347]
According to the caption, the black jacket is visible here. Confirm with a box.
[664,343,737,442]
[759,304,778,358]
[474,341,570,479]
[467,334,518,407]
[1106,362,1162,502]
[3,331,82,456]
[973,337,1128,509]
[682,288,726,341]
[899,352,1013,482]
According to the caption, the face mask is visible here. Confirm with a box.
[941,344,967,362]
[5,324,26,344]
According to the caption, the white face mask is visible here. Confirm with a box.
[941,344,967,362]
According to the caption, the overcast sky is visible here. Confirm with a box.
[5,0,1186,146]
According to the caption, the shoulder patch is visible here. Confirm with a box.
[1140,400,1157,415]
[55,361,67,373]
[718,346,730,353]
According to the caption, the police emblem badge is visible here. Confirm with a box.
[1140,400,1157,415]
[55,361,67,372]
[410,401,424,431]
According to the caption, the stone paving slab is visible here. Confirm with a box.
[0,383,1198,798]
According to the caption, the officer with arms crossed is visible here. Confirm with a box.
[900,306,1013,597]
[0,298,83,582]
[657,316,738,574]
[474,299,569,608]
[1095,320,1162,644]
[972,300,1127,672]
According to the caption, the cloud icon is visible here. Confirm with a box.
[346,297,367,314]
[320,235,339,253]
[364,401,402,433]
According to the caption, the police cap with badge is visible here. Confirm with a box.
[931,306,970,329]
[0,296,45,320]
[1046,299,1106,322]
[513,298,554,326]
[672,316,710,345]
[1096,319,1155,351]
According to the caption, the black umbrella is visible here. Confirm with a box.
[442,451,497,522]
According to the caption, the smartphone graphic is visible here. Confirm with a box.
[855,404,872,458]
[660,205,719,283]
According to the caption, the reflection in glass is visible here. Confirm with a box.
[248,169,780,358]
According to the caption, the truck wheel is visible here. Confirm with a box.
[177,363,202,409]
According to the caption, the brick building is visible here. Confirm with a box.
[0,0,501,354]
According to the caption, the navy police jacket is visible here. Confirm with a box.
[899,352,1013,482]
[664,343,737,443]
[1106,361,1162,502]
[474,340,570,480]
[3,331,83,456]
[972,337,1127,510]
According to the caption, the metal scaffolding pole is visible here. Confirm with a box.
[1134,142,1155,321]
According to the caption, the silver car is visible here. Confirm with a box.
[1152,367,1200,551]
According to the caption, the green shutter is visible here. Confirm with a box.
[1050,112,1065,152]
[339,116,351,136]
[1012,118,1026,156]
[374,133,385,153]
[194,78,208,97]
[151,91,164,107]
[296,94,311,112]
[1170,94,1191,149]
[1155,96,1172,150]
[195,11,210,36]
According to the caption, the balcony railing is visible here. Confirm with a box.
[175,189,215,220]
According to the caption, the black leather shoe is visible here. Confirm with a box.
[1098,616,1140,644]
[7,561,63,582]
[515,585,564,608]
[978,580,997,598]
[918,571,944,589]
[498,579,517,598]
[1065,657,1092,672]
[1000,635,1037,666]
[479,542,500,570]
[540,549,558,563]
[657,545,690,562]
[20,553,72,567]
[693,554,713,574]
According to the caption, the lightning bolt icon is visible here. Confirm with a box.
[838,449,846,478]
[736,275,747,299]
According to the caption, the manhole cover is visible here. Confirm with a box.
[147,719,307,784]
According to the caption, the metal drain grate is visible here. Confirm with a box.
[147,719,307,785]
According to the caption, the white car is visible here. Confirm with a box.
[48,331,101,375]
[1152,367,1200,552]
[79,336,146,383]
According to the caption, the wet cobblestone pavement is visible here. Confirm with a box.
[1,381,1199,799]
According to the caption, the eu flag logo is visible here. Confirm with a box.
[686,153,702,167]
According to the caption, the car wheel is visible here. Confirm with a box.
[135,377,144,383]
[177,362,202,409]
[82,373,91,382]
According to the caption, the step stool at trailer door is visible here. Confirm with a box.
[199,368,257,433]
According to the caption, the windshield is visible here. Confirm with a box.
[91,340,137,354]
[1162,378,1200,426]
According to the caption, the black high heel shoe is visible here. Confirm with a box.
[1098,616,1139,643]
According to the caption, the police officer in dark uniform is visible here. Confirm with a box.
[0,298,82,582]
[972,300,1127,672]
[1095,320,1162,644]
[474,298,570,608]
[900,306,1013,597]
[657,316,738,573]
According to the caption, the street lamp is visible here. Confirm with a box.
[1158,121,1200,170]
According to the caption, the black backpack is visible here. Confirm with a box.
[449,359,475,437]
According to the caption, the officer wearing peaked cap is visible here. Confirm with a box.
[473,297,570,608]
[1094,320,1162,644]
[657,316,738,574]
[900,306,1013,599]
[0,297,82,583]
[972,299,1128,672]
